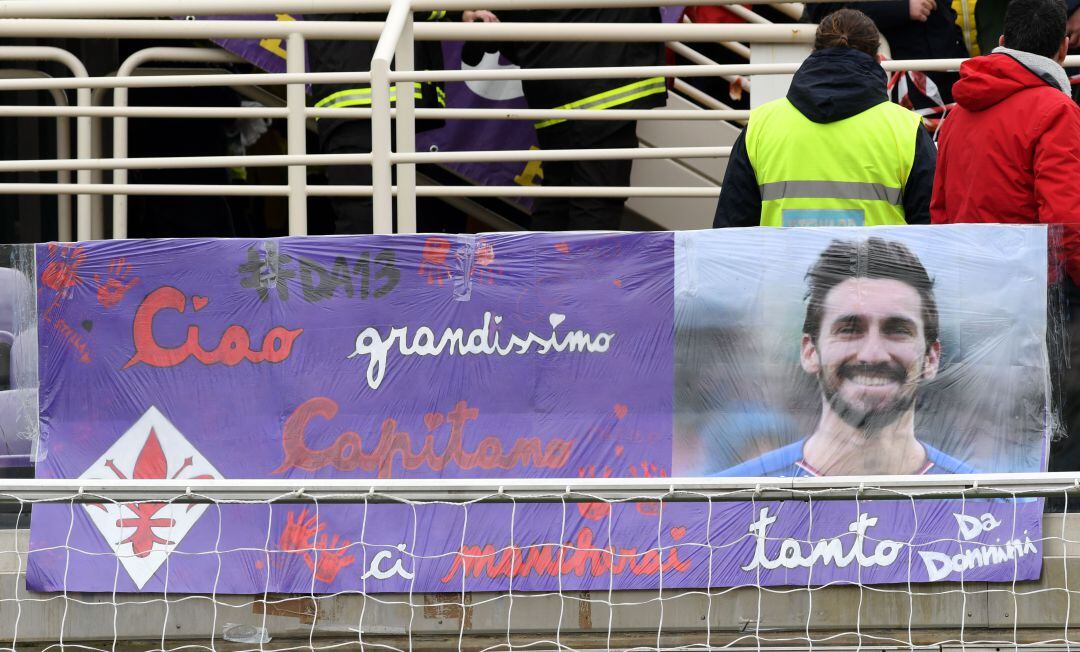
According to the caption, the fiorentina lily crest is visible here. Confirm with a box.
[79,406,221,589]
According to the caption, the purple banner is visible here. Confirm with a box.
[24,227,1050,593]
[187,14,305,77]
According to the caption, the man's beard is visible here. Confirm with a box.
[819,361,920,433]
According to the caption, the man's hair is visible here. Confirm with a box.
[1003,0,1067,60]
[814,9,881,58]
[803,237,939,348]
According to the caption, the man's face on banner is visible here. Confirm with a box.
[801,278,941,431]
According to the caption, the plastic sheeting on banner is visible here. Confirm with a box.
[0,244,39,469]
[17,226,1053,593]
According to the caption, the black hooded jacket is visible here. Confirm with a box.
[713,48,936,228]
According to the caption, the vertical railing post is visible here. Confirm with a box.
[113,78,130,239]
[112,47,242,239]
[370,58,393,234]
[286,32,308,236]
[76,86,92,240]
[394,12,416,234]
[371,0,410,235]
[88,90,104,239]
[55,112,71,242]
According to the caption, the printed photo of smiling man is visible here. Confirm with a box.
[672,227,1052,478]
[718,237,972,477]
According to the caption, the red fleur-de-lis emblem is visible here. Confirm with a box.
[81,406,224,589]
[100,429,214,558]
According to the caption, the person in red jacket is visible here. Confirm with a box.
[931,0,1080,495]
[931,0,1080,280]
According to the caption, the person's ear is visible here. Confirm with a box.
[1057,37,1069,64]
[999,34,1005,48]
[922,340,941,381]
[801,334,821,375]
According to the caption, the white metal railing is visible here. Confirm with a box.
[0,47,90,242]
[0,0,822,16]
[0,12,821,240]
[0,1,1069,240]
[5,472,1080,503]
[111,48,246,239]
[0,69,73,241]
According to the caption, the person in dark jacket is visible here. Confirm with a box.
[307,10,493,234]
[713,9,936,228]
[475,8,668,231]
[805,1,968,109]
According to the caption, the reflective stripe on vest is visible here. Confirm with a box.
[314,82,443,111]
[745,97,921,227]
[760,180,903,204]
[534,76,667,129]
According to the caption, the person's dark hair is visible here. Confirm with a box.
[803,237,939,349]
[1003,0,1067,60]
[813,9,881,58]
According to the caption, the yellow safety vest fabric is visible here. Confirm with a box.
[952,0,979,56]
[315,82,441,110]
[745,98,922,227]
[534,76,667,129]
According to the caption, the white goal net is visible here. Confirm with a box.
[1,475,1077,652]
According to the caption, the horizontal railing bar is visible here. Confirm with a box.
[1,473,1079,504]
[0,152,367,171]
[0,146,732,172]
[0,0,858,18]
[0,183,723,197]
[0,64,787,93]
[414,185,723,197]
[0,54,1051,92]
[0,105,751,121]
[0,183,291,196]
[404,63,794,80]
[0,105,288,118]
[0,20,815,42]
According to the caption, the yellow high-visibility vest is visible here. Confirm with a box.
[745,98,922,227]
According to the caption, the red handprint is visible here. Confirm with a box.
[576,464,613,521]
[279,508,324,553]
[469,240,500,285]
[41,243,86,295]
[628,462,668,517]
[94,257,140,309]
[304,532,356,584]
[418,237,453,286]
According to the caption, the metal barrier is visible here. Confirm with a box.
[0,0,1071,240]
[0,69,73,241]
[112,48,247,240]
[0,47,89,241]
